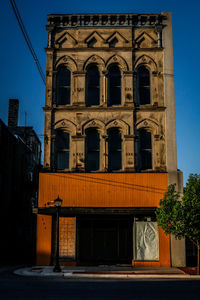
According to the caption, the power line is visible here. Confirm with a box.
[10,0,46,85]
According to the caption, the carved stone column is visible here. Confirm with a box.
[51,135,56,171]
[101,135,108,171]
[124,71,134,106]
[45,50,54,107]
[73,71,86,105]
[124,135,135,171]
[43,109,52,170]
[72,135,85,171]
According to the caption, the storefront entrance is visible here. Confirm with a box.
[77,217,133,264]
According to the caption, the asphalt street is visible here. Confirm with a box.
[0,267,200,300]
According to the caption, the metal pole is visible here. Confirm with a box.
[53,206,61,272]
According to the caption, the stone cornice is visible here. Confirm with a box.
[46,13,166,30]
[47,47,134,52]
[43,105,135,112]
[43,104,166,112]
[135,105,166,112]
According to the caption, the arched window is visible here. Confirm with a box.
[55,130,70,170]
[108,128,122,171]
[56,66,71,105]
[86,64,100,106]
[138,129,152,170]
[137,65,150,105]
[108,64,121,106]
[85,128,100,171]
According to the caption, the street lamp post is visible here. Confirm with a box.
[53,196,63,272]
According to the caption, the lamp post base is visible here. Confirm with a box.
[53,265,62,272]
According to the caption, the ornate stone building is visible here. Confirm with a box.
[36,12,185,267]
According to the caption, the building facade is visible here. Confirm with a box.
[36,13,185,267]
[0,99,41,264]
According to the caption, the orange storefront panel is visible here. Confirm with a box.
[38,172,168,208]
[36,214,52,265]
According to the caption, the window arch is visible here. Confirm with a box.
[56,66,71,105]
[85,128,100,171]
[138,129,152,170]
[55,130,70,170]
[108,128,122,171]
[108,64,121,106]
[137,65,150,105]
[86,64,100,106]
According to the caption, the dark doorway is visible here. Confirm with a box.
[77,217,133,264]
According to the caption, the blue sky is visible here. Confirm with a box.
[1,0,200,185]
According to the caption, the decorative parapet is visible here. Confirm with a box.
[47,13,166,30]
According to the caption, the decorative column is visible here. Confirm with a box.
[124,71,134,106]
[124,135,135,171]
[156,25,163,48]
[72,135,85,171]
[73,71,86,105]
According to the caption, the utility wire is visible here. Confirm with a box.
[10,0,46,84]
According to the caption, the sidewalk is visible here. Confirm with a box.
[14,265,200,279]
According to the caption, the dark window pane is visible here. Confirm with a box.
[87,66,99,85]
[55,131,70,170]
[108,64,121,106]
[58,68,70,86]
[86,64,100,106]
[139,129,151,149]
[110,74,121,86]
[55,131,69,150]
[56,66,71,105]
[85,128,100,171]
[138,65,150,105]
[139,67,150,86]
[108,151,122,171]
[108,128,122,150]
[57,87,70,105]
[86,152,99,171]
[110,87,121,105]
[139,129,152,170]
[139,87,150,105]
[87,87,100,105]
[108,128,122,171]
[141,150,152,170]
[57,151,69,170]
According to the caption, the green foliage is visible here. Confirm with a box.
[156,174,200,246]
[156,184,184,239]
[182,174,200,245]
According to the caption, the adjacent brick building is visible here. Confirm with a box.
[0,100,41,264]
[36,12,185,267]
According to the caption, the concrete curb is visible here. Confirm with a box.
[13,267,200,279]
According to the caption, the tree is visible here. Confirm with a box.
[156,174,200,274]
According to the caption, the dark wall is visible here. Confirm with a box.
[0,120,40,265]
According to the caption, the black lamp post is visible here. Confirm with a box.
[53,196,63,272]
